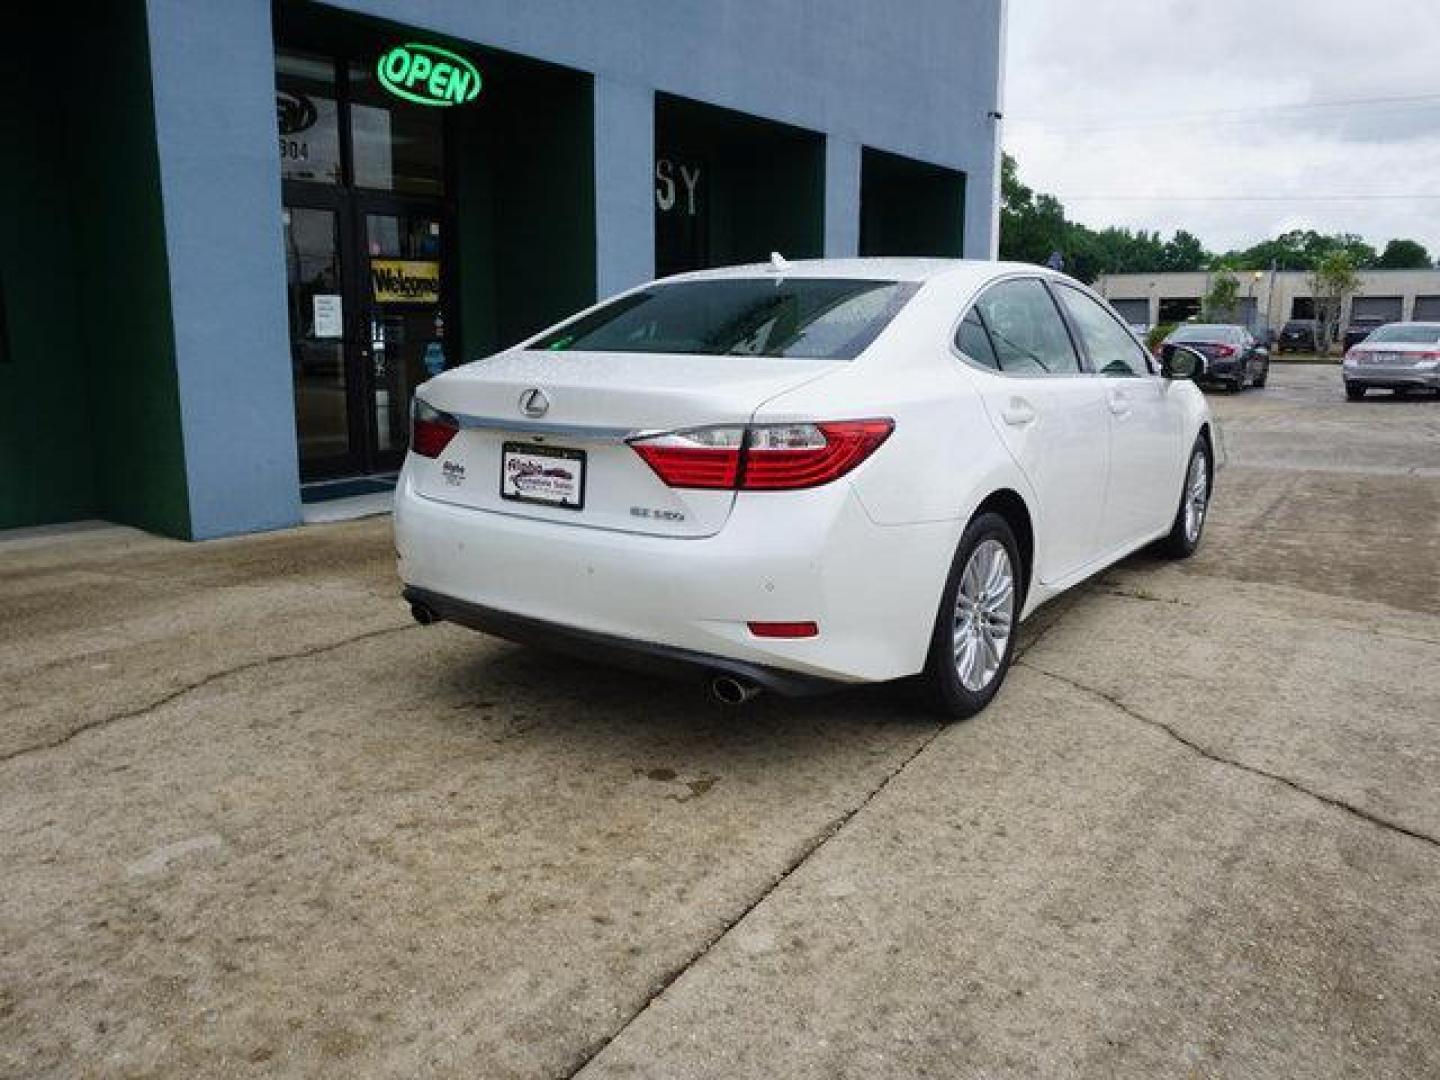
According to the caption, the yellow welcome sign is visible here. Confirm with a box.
[371,259,441,304]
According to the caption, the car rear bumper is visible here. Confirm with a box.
[394,468,960,684]
[1344,366,1440,390]
[402,585,843,696]
[1201,358,1244,380]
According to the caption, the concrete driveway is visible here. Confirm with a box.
[2,363,1437,1078]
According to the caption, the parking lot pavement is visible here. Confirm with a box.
[2,363,1437,1078]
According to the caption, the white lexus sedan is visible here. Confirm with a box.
[396,259,1216,718]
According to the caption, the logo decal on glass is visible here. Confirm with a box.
[376,43,482,107]
[276,90,317,134]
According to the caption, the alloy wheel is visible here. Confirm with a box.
[1183,451,1209,544]
[953,539,1015,692]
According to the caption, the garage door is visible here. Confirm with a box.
[1159,297,1201,323]
[1108,298,1149,325]
[1413,296,1440,321]
[1350,296,1403,322]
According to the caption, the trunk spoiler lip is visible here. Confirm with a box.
[448,412,637,443]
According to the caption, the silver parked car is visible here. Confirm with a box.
[1343,322,1440,400]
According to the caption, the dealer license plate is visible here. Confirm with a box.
[500,442,586,510]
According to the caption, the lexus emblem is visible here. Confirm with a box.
[518,388,550,418]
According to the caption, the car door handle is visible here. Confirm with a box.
[1001,398,1037,427]
[1107,390,1131,417]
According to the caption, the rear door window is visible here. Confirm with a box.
[1054,285,1151,377]
[954,308,1000,369]
[972,278,1081,375]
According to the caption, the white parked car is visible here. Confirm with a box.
[396,259,1217,718]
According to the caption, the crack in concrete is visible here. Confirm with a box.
[1098,588,1191,607]
[1013,587,1091,661]
[1018,659,1440,852]
[562,719,947,1078]
[0,623,416,767]
[1096,587,1440,651]
[564,589,1093,1078]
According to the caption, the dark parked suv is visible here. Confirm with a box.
[1343,318,1385,352]
[1278,320,1318,353]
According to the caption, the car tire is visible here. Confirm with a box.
[1155,437,1211,560]
[920,512,1023,721]
[1345,384,1366,401]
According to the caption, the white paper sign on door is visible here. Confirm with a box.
[313,294,343,338]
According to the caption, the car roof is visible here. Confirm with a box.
[655,257,1057,288]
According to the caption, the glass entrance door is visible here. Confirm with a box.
[277,46,453,483]
[283,200,449,480]
[361,208,448,473]
[284,204,362,478]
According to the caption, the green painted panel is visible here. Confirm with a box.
[860,147,966,258]
[0,0,189,536]
[0,28,97,528]
[71,0,190,537]
[457,59,596,359]
[655,94,825,276]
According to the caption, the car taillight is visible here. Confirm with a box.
[411,398,459,458]
[628,426,743,489]
[630,419,893,491]
[1211,344,1236,358]
[747,621,819,638]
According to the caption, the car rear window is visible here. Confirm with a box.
[1170,326,1234,342]
[532,278,918,360]
[1366,324,1440,344]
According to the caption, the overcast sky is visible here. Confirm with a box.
[1002,0,1440,256]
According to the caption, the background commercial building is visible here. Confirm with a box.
[1096,269,1440,336]
[1,0,1006,539]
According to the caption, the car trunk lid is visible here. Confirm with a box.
[410,349,839,537]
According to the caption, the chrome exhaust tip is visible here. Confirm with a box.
[710,674,762,706]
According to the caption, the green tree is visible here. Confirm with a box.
[1376,239,1432,269]
[1203,271,1241,321]
[999,154,1067,267]
[1308,252,1362,357]
[997,155,1212,282]
[1224,230,1378,271]
[1160,231,1209,272]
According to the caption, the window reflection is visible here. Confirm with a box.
[276,52,341,185]
[349,63,445,196]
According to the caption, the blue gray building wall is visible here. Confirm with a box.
[139,0,1004,538]
[338,0,1005,273]
[146,0,302,538]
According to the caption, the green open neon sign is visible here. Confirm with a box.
[376,43,481,107]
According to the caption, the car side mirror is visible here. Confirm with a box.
[1159,343,1206,380]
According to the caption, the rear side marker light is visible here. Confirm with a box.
[411,398,460,458]
[630,419,893,491]
[747,621,819,638]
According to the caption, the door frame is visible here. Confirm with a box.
[352,191,454,476]
[283,184,369,481]
[277,38,460,483]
